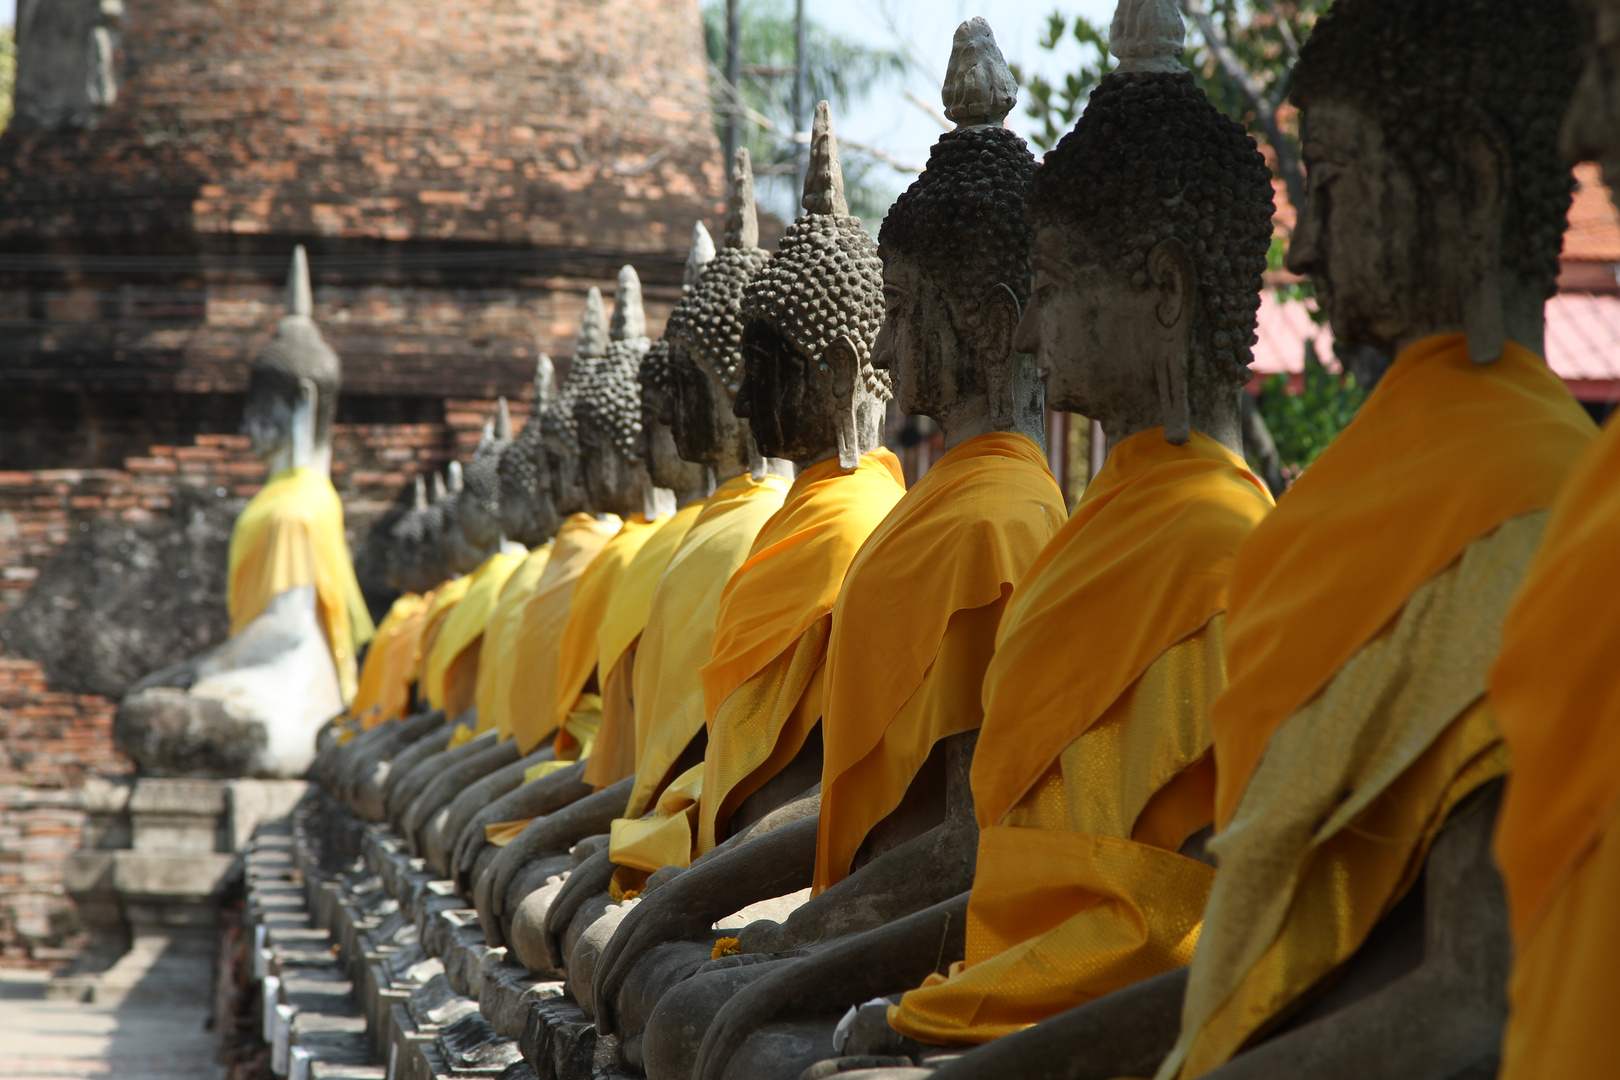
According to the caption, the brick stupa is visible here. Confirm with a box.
[0,0,726,468]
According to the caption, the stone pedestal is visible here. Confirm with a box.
[54,776,308,1005]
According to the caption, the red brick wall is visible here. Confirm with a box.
[0,662,124,966]
[0,400,532,963]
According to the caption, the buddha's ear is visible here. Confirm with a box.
[824,334,862,470]
[1148,240,1193,445]
[1456,127,1508,365]
[982,282,1022,430]
[292,376,318,469]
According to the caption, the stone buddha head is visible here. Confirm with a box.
[386,475,432,594]
[498,354,564,548]
[640,341,712,504]
[737,104,891,470]
[875,19,1042,446]
[244,246,341,474]
[541,290,610,517]
[406,470,452,588]
[1287,0,1579,379]
[577,266,664,518]
[1016,0,1273,450]
[439,402,513,573]
[663,150,776,479]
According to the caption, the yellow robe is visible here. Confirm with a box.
[414,576,471,696]
[584,500,704,789]
[421,549,525,718]
[610,451,906,872]
[1492,412,1620,1079]
[607,472,789,876]
[1158,335,1594,1080]
[550,515,666,760]
[891,431,1273,1045]
[473,543,554,735]
[506,514,620,753]
[349,593,427,724]
[227,466,374,703]
[367,587,435,728]
[814,433,1065,894]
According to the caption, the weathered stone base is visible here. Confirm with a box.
[253,778,652,1080]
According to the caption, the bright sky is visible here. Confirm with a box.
[813,0,1116,171]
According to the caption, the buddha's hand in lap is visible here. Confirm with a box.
[691,957,810,1080]
[735,917,795,955]
[592,874,718,1036]
[842,1000,918,1059]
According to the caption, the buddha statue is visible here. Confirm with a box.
[1481,4,1620,1078]
[534,153,802,986]
[438,404,514,575]
[399,277,661,862]
[686,9,1279,1078]
[379,298,623,840]
[838,3,1592,1079]
[544,110,909,1074]
[117,247,375,779]
[451,281,687,952]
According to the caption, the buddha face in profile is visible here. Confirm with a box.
[667,337,749,469]
[640,343,709,495]
[497,433,561,547]
[1018,228,1197,422]
[579,417,638,517]
[735,320,868,466]
[1014,73,1272,443]
[1285,0,1578,372]
[242,384,300,463]
[873,122,1036,432]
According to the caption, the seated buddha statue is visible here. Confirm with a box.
[446,242,723,890]
[118,246,375,779]
[402,273,663,860]
[687,9,1278,1078]
[531,151,799,979]
[380,296,623,837]
[334,354,563,823]
[559,112,908,1065]
[861,2,1593,1079]
[1489,6,1620,1077]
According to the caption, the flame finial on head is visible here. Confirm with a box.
[943,18,1017,127]
[801,102,849,217]
[533,352,557,411]
[1109,0,1185,74]
[495,397,512,441]
[577,288,609,359]
[725,147,761,248]
[413,473,427,511]
[446,460,464,495]
[611,266,646,341]
[686,221,717,288]
[287,245,313,318]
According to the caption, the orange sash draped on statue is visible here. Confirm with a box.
[890,431,1272,1044]
[693,450,906,856]
[1492,415,1620,1080]
[814,433,1066,893]
[1159,335,1594,1080]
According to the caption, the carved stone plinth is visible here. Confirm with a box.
[53,776,307,1005]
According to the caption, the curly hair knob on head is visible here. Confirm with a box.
[1028,70,1274,386]
[1289,0,1580,303]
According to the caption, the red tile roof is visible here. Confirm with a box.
[1252,291,1620,401]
